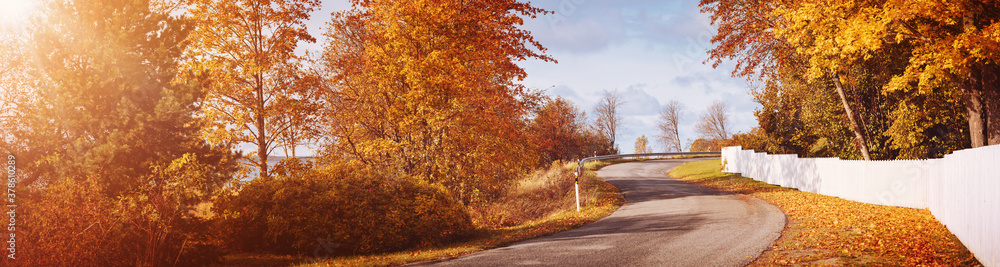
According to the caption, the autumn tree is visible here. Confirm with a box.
[762,0,997,151]
[321,0,555,201]
[594,89,625,148]
[695,100,731,141]
[528,97,617,161]
[768,0,906,160]
[750,73,887,158]
[690,138,720,152]
[580,126,619,157]
[7,0,239,264]
[657,100,684,152]
[531,97,587,162]
[634,135,653,154]
[184,0,321,178]
[701,0,975,159]
[876,0,1000,147]
[274,69,324,158]
[700,0,789,80]
[761,0,998,157]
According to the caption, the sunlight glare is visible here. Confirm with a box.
[0,0,37,26]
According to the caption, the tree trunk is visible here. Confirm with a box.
[961,71,987,148]
[256,76,269,179]
[985,64,1000,146]
[830,71,872,160]
[961,11,988,148]
[943,67,987,148]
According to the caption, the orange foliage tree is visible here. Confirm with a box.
[530,97,613,162]
[532,97,585,162]
[690,138,720,152]
[876,0,1000,147]
[184,0,322,178]
[321,0,555,202]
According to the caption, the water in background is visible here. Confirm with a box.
[241,156,315,180]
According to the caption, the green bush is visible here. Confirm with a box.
[215,160,474,256]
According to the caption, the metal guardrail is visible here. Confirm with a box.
[571,151,721,211]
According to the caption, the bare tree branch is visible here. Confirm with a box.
[594,89,625,147]
[695,100,731,141]
[657,100,684,152]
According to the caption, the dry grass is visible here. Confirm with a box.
[669,159,980,266]
[278,161,623,266]
[468,161,581,227]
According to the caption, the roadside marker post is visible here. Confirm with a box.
[574,171,580,212]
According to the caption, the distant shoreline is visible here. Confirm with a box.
[240,156,316,179]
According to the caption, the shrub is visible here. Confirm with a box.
[18,175,224,267]
[18,178,123,266]
[215,160,474,256]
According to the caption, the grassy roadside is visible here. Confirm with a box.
[669,159,980,266]
[257,161,623,267]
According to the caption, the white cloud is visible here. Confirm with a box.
[297,0,761,155]
[529,12,625,54]
[620,85,662,116]
[518,0,760,153]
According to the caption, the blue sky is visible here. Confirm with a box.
[286,0,759,155]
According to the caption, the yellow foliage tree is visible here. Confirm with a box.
[184,0,322,178]
[634,135,653,154]
[878,0,1000,147]
[322,0,554,201]
[703,0,994,159]
[771,0,1000,148]
[770,1,885,160]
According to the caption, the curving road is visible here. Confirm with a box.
[416,158,786,267]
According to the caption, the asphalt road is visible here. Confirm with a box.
[416,158,785,267]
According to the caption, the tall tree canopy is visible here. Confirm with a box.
[701,0,995,159]
[11,0,237,193]
[2,0,238,264]
[322,0,554,201]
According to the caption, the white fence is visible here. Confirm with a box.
[722,145,1000,267]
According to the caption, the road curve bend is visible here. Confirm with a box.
[417,158,786,267]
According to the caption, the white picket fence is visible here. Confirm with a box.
[722,145,1000,267]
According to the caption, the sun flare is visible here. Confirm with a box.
[0,0,37,26]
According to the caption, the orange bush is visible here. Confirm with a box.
[17,177,223,266]
[214,160,474,256]
[18,179,121,266]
